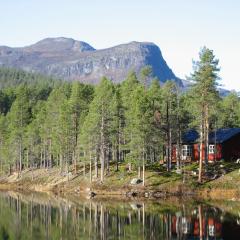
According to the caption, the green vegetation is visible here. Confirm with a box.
[0,67,61,88]
[0,47,239,190]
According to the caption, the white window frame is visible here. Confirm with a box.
[182,145,192,157]
[209,145,215,154]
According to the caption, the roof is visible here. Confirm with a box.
[182,128,240,144]
[182,130,199,143]
[209,128,240,143]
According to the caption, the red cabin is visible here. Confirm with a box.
[167,128,240,162]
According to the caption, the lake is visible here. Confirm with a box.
[0,192,239,239]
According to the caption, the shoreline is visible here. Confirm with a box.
[0,165,239,201]
[0,176,239,202]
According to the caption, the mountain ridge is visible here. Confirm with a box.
[0,37,182,85]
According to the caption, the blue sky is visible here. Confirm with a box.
[1,0,240,90]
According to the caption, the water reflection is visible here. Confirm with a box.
[0,192,239,239]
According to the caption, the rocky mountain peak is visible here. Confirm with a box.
[0,38,182,86]
[24,37,95,53]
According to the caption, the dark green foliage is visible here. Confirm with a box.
[0,67,61,89]
[0,53,239,181]
[218,92,240,128]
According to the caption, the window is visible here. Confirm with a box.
[182,145,192,157]
[209,145,215,154]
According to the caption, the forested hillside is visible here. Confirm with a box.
[0,67,62,89]
[0,48,239,184]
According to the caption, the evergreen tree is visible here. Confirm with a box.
[218,92,240,128]
[140,65,153,89]
[161,81,178,171]
[0,115,7,173]
[43,84,70,171]
[190,47,220,182]
[125,84,153,185]
[68,82,94,174]
[7,85,31,174]
[120,71,140,169]
[110,85,124,171]
[80,78,114,182]
[147,79,164,164]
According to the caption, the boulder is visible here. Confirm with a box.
[130,178,142,185]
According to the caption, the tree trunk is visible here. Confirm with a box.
[169,127,172,171]
[100,104,105,183]
[100,150,104,183]
[128,163,132,172]
[117,121,121,171]
[31,162,34,181]
[26,149,29,169]
[74,112,78,175]
[138,166,141,178]
[95,155,98,178]
[73,151,77,175]
[19,140,23,175]
[106,146,109,175]
[176,136,180,170]
[198,117,204,183]
[67,162,70,181]
[60,154,63,174]
[176,91,181,170]
[89,151,92,184]
[83,162,86,177]
[40,150,43,169]
[205,105,209,166]
[49,140,52,169]
[142,151,145,187]
[114,143,118,172]
[43,145,46,169]
[166,101,170,172]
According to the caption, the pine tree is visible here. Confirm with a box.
[125,84,152,185]
[140,65,153,89]
[68,82,94,174]
[43,84,70,171]
[7,85,31,174]
[120,71,140,170]
[0,115,7,173]
[80,77,114,182]
[147,79,163,164]
[161,81,178,171]
[110,85,124,171]
[190,47,220,183]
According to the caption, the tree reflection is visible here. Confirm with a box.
[0,192,238,239]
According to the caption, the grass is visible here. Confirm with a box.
[0,160,239,199]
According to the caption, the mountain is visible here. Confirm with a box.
[181,79,238,97]
[0,37,182,86]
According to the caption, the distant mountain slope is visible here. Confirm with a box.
[0,37,182,86]
[0,67,61,89]
[181,79,238,97]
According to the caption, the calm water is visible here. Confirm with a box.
[0,192,239,239]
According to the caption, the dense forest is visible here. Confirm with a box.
[0,47,239,183]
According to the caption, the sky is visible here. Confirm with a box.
[1,0,240,90]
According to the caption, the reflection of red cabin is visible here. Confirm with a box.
[168,128,240,162]
[193,217,222,237]
[208,218,222,237]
